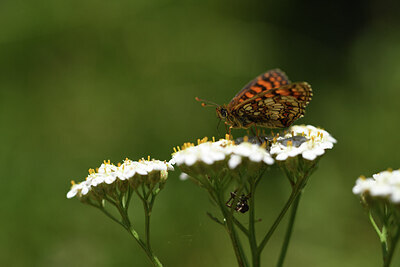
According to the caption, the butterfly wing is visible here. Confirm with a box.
[228,69,291,109]
[231,82,312,128]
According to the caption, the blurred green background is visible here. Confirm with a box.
[1,0,400,266]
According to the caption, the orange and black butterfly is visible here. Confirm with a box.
[196,69,312,130]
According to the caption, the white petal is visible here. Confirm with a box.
[66,188,78,199]
[228,155,242,169]
[263,156,274,165]
[302,150,317,161]
[184,154,197,166]
[249,153,263,162]
[180,173,190,180]
[276,153,289,161]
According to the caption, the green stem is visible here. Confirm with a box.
[370,211,392,267]
[276,191,302,267]
[116,195,163,267]
[381,224,389,267]
[95,204,127,229]
[369,211,382,236]
[125,225,163,267]
[143,201,152,252]
[125,186,133,209]
[369,209,400,267]
[258,189,299,253]
[217,191,248,267]
[232,215,250,237]
[258,161,316,256]
[127,226,149,253]
[384,228,400,267]
[248,180,260,267]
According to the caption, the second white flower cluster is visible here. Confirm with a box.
[353,169,400,204]
[172,125,336,168]
[67,158,174,199]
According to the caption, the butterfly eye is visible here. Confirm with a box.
[220,108,227,118]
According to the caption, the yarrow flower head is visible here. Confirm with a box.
[67,157,173,201]
[353,169,400,204]
[171,135,274,183]
[270,124,337,161]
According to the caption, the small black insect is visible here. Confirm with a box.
[225,191,251,213]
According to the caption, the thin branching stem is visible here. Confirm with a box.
[216,182,249,267]
[232,216,249,237]
[276,191,302,267]
[384,227,400,267]
[93,204,126,229]
[248,178,260,267]
[258,189,298,253]
[369,211,382,236]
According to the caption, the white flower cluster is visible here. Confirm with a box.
[171,137,274,172]
[172,125,336,178]
[353,169,400,203]
[270,125,337,161]
[67,158,174,199]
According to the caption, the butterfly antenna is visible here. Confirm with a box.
[195,97,219,107]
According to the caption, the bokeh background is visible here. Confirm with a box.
[1,0,400,266]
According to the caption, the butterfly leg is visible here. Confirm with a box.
[228,126,233,139]
[224,123,231,138]
[250,126,257,136]
[251,126,263,144]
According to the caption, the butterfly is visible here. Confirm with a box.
[196,69,312,130]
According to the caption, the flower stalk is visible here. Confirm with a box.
[276,192,302,267]
[248,177,259,267]
[217,189,249,267]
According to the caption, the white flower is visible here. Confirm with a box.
[66,178,92,199]
[229,142,274,169]
[290,125,337,145]
[270,125,336,161]
[352,177,376,195]
[116,158,174,180]
[118,159,148,180]
[98,162,118,184]
[297,140,327,161]
[270,142,304,161]
[140,158,174,173]
[172,138,233,167]
[353,169,400,204]
[66,181,84,199]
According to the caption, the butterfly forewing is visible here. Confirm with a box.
[228,69,291,109]
[231,82,312,128]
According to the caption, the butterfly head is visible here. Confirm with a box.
[196,97,236,127]
[216,105,228,119]
[216,105,239,127]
